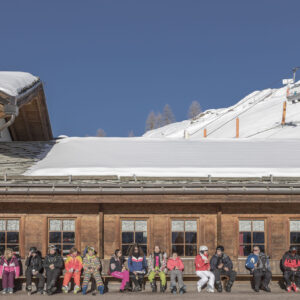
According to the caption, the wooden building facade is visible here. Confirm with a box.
[0,72,299,276]
[0,183,300,274]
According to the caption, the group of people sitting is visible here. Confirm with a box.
[0,243,299,294]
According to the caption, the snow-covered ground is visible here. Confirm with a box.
[25,137,300,177]
[0,71,39,97]
[144,82,300,139]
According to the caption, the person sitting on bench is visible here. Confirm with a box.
[245,245,272,293]
[148,245,167,293]
[281,245,300,292]
[210,245,236,293]
[128,244,147,292]
[25,247,45,295]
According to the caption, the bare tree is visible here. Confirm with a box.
[128,130,134,137]
[163,104,175,125]
[188,101,202,119]
[96,128,106,137]
[145,111,156,131]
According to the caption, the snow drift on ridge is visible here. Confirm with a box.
[143,82,300,139]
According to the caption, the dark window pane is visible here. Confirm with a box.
[239,245,251,256]
[253,232,264,244]
[7,232,19,243]
[291,245,300,255]
[122,245,130,256]
[0,245,4,255]
[135,232,147,244]
[290,232,300,244]
[7,245,19,254]
[122,232,134,244]
[140,245,147,256]
[242,232,251,244]
[0,232,5,243]
[259,245,265,253]
[63,244,74,255]
[185,232,197,244]
[172,232,184,244]
[63,232,75,243]
[172,245,184,256]
[49,232,61,243]
[185,245,197,256]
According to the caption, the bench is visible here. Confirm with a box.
[1,258,285,292]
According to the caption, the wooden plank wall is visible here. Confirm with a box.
[0,201,299,262]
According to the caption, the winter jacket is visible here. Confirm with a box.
[25,254,43,273]
[167,257,184,271]
[109,255,125,273]
[245,252,270,271]
[282,251,300,272]
[128,255,147,273]
[0,256,20,277]
[148,252,167,273]
[83,254,101,273]
[65,254,83,273]
[195,253,210,271]
[43,253,64,271]
[210,253,233,271]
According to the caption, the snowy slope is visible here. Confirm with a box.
[144,82,300,139]
[0,72,39,97]
[25,137,300,177]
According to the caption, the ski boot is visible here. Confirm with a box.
[225,280,234,292]
[74,285,81,294]
[216,281,223,292]
[179,286,186,294]
[170,285,177,294]
[98,285,105,295]
[26,285,32,295]
[62,285,68,294]
[82,285,88,295]
[150,282,157,292]
[160,284,166,293]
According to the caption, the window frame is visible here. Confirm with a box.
[238,218,266,257]
[0,218,21,256]
[289,219,300,251]
[120,218,149,256]
[47,217,77,256]
[170,218,198,257]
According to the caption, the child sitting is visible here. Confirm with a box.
[167,251,186,294]
[62,247,83,294]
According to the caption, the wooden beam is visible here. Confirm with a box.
[99,204,104,258]
[20,107,33,140]
[217,205,222,246]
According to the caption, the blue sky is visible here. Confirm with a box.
[1,0,300,137]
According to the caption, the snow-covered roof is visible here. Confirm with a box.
[144,81,300,139]
[0,71,39,97]
[24,137,300,177]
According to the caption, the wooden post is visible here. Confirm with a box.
[99,205,104,258]
[236,117,239,138]
[282,101,287,125]
[204,128,207,138]
[217,205,222,246]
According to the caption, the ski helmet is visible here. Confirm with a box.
[199,245,208,252]
[290,245,297,252]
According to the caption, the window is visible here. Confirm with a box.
[0,219,20,255]
[48,219,75,255]
[239,220,265,256]
[121,220,147,256]
[290,220,300,253]
[171,220,197,256]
